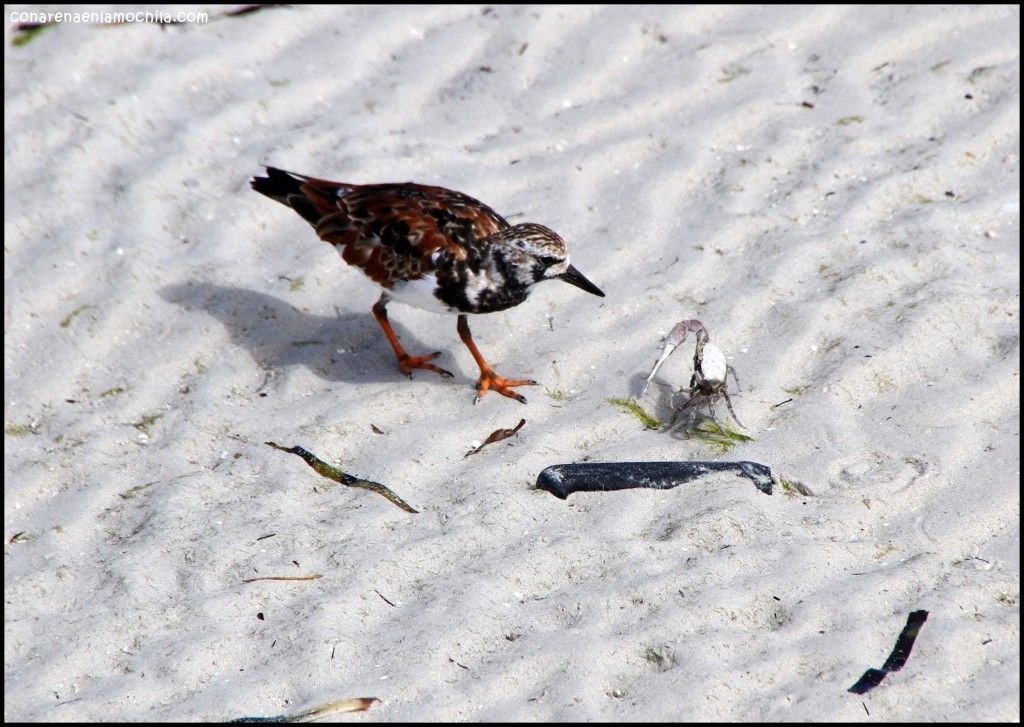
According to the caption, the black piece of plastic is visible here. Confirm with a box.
[536,461,773,498]
[848,610,929,694]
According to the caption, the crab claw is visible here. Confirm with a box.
[641,319,708,396]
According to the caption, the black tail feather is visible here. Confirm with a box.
[250,167,307,204]
[251,167,324,225]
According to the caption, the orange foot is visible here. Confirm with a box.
[397,351,453,379]
[474,370,537,404]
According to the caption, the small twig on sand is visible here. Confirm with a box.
[242,575,322,584]
[464,419,526,457]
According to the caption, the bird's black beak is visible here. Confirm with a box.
[558,264,605,297]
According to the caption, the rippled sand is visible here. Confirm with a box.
[4,5,1019,721]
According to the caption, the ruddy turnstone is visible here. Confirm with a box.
[251,167,605,403]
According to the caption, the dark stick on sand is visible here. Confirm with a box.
[536,461,774,499]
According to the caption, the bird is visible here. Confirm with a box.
[250,167,605,403]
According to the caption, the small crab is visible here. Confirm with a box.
[641,319,744,430]
[670,326,743,430]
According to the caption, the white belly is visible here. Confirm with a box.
[387,276,455,314]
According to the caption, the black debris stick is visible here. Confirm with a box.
[266,442,418,513]
[536,460,773,499]
[848,610,929,694]
[465,419,526,457]
[221,5,288,19]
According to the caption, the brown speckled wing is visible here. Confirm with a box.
[295,179,509,287]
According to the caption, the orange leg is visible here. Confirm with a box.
[372,300,452,379]
[457,315,536,403]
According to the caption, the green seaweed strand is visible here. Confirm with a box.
[606,398,662,429]
[266,442,418,514]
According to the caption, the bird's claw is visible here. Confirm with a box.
[397,352,452,379]
[472,372,536,404]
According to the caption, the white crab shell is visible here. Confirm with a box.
[699,342,728,385]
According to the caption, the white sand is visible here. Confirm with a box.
[4,4,1019,721]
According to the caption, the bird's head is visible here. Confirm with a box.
[500,223,605,297]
